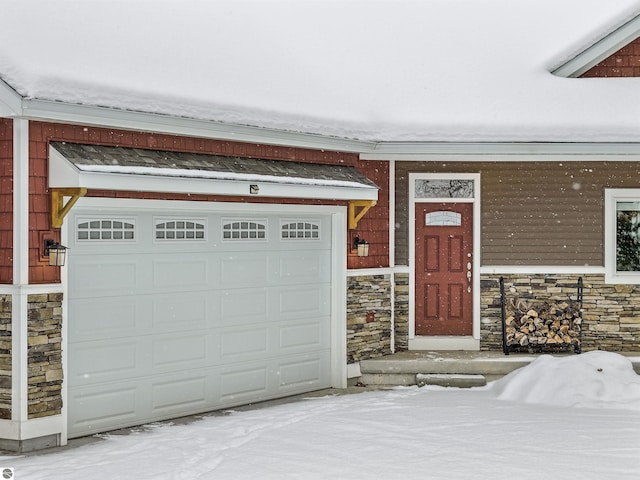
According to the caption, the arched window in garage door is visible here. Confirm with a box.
[76,218,136,241]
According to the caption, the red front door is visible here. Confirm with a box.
[415,203,473,336]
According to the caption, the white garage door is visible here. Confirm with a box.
[67,204,335,438]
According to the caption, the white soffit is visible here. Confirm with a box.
[359,142,640,160]
[49,144,378,201]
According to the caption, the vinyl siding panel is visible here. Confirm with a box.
[395,161,640,267]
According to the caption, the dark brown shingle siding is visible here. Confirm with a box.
[580,37,640,77]
[0,119,12,284]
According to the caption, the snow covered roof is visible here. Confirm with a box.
[2,0,640,147]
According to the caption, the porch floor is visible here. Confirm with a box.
[357,350,640,387]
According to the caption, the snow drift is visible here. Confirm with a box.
[492,350,640,410]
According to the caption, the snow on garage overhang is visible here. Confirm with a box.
[49,142,378,201]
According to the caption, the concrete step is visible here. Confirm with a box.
[416,373,487,388]
[360,354,531,377]
[358,351,534,387]
[357,351,640,388]
[358,373,417,387]
[358,372,488,388]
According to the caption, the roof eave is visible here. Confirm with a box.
[22,98,374,154]
[5,93,640,157]
[552,13,640,78]
[0,78,22,116]
[361,142,640,160]
[49,143,379,201]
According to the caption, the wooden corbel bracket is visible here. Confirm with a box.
[348,200,377,230]
[51,187,87,228]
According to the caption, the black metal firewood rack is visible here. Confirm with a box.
[500,277,583,355]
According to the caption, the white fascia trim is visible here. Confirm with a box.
[552,14,640,78]
[604,188,640,284]
[72,196,346,215]
[360,143,640,160]
[65,170,377,201]
[49,146,377,201]
[0,79,22,116]
[12,120,29,425]
[347,267,395,277]
[24,98,374,153]
[331,210,348,389]
[18,98,640,158]
[480,266,605,275]
[346,362,361,379]
[389,160,396,268]
[13,119,29,286]
[391,265,411,274]
[20,94,640,158]
[0,284,64,295]
[0,415,64,441]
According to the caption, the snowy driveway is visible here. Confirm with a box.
[4,351,640,480]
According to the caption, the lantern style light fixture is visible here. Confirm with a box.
[353,236,369,257]
[44,239,68,267]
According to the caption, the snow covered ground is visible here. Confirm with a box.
[4,351,640,479]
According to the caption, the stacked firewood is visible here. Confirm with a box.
[505,298,582,348]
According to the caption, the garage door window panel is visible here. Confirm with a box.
[77,218,136,241]
[222,219,267,241]
[281,220,321,240]
[155,218,206,241]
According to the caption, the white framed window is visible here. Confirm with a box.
[155,218,206,241]
[222,219,267,241]
[76,218,136,241]
[425,211,462,226]
[605,189,640,284]
[415,179,474,199]
[410,173,479,205]
[281,220,321,240]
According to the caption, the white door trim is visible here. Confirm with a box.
[408,173,481,350]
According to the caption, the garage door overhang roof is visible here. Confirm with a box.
[49,142,378,201]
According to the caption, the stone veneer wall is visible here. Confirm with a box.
[0,295,11,419]
[347,275,392,363]
[481,274,640,352]
[27,293,63,419]
[393,273,409,351]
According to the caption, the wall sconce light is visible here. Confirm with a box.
[44,239,68,267]
[353,236,369,257]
